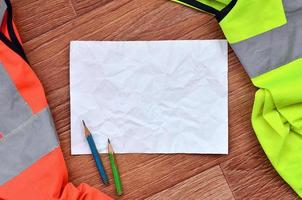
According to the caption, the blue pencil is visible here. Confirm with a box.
[82,121,109,185]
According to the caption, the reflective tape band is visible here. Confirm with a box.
[0,63,32,135]
[0,0,6,23]
[231,0,302,78]
[0,108,59,185]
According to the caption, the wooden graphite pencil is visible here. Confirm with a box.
[108,139,123,196]
[82,120,109,185]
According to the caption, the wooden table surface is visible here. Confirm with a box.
[11,0,298,199]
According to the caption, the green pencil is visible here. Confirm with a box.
[107,139,123,196]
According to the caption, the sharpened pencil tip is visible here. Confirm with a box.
[107,138,113,153]
[82,120,90,137]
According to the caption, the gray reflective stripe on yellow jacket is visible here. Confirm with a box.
[231,0,302,78]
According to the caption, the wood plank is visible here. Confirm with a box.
[11,0,76,43]
[146,165,234,200]
[70,0,113,16]
[220,145,299,200]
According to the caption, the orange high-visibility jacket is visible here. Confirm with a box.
[0,1,112,199]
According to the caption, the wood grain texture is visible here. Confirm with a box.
[220,145,299,200]
[71,0,113,16]
[146,165,234,200]
[11,0,76,43]
[9,0,299,199]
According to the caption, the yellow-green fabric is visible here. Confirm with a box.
[219,0,287,43]
[216,0,231,4]
[173,0,287,43]
[252,58,302,197]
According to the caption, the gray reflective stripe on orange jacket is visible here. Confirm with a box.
[0,63,32,135]
[0,108,59,184]
[231,0,302,78]
[0,0,6,21]
[0,62,59,184]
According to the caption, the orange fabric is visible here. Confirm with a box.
[0,147,113,200]
[0,41,47,113]
[12,21,22,44]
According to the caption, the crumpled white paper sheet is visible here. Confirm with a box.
[70,40,228,154]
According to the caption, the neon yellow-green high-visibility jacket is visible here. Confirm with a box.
[174,0,302,197]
